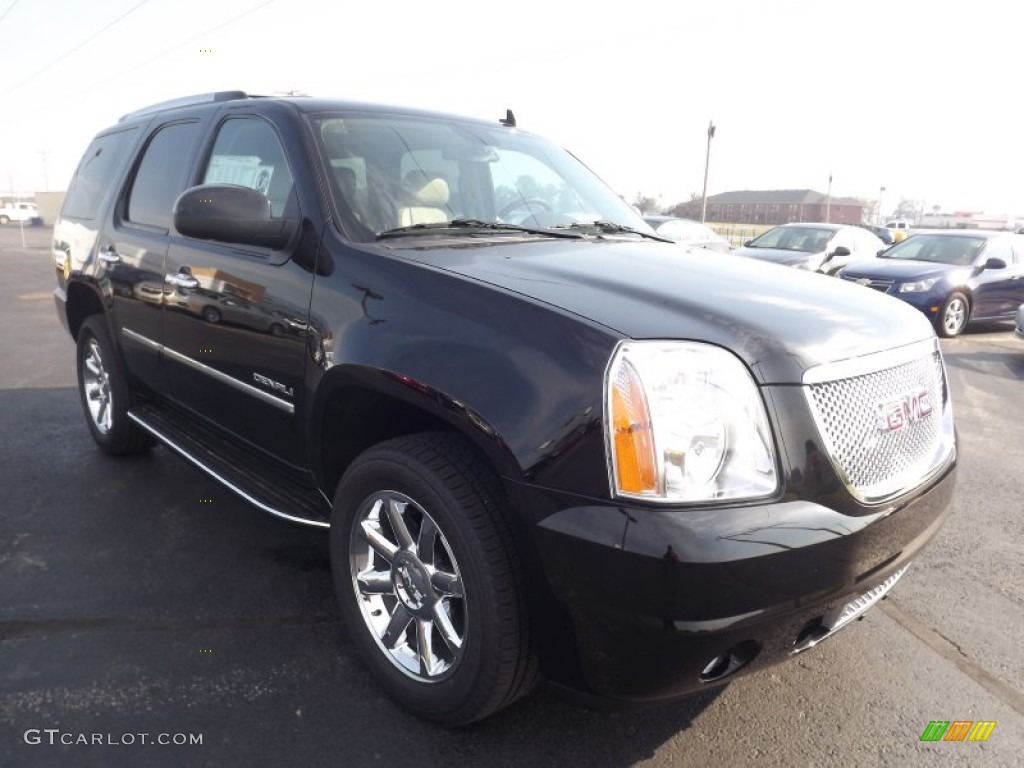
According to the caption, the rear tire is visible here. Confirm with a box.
[330,432,538,724]
[936,292,969,338]
[76,316,153,455]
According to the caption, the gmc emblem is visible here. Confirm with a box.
[876,388,932,433]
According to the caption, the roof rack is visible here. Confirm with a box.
[118,91,252,122]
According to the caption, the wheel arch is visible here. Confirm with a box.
[310,364,522,503]
[65,279,108,340]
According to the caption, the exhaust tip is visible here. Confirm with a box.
[699,639,760,684]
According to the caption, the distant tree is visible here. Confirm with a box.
[932,204,941,214]
[894,197,921,221]
[859,198,877,223]
[689,191,701,202]
[633,193,661,214]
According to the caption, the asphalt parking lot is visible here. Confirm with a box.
[2,225,1022,767]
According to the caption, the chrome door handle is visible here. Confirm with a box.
[98,247,121,264]
[165,272,199,289]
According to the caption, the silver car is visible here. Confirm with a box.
[643,215,731,253]
[733,222,885,275]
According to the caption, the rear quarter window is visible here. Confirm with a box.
[61,127,140,220]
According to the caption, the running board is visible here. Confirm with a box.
[128,405,330,529]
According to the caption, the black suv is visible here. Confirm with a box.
[54,92,957,724]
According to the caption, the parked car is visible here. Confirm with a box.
[733,222,885,274]
[839,231,1024,337]
[642,215,731,253]
[53,91,956,723]
[0,200,41,225]
[859,222,895,245]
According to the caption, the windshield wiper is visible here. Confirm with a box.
[553,220,673,242]
[376,219,583,240]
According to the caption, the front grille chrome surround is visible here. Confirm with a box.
[840,275,894,293]
[802,338,955,504]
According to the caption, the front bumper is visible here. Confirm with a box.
[516,454,956,703]
[892,288,949,325]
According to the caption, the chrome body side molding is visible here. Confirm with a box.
[121,328,294,414]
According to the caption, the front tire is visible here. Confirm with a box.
[76,316,153,455]
[330,433,538,724]
[937,292,969,338]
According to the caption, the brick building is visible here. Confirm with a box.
[673,189,864,225]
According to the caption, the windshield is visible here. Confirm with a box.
[878,235,987,265]
[747,226,833,252]
[312,112,648,243]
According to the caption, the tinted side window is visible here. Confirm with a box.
[202,118,295,217]
[61,127,140,220]
[127,121,201,230]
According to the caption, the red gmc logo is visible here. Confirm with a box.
[877,388,932,433]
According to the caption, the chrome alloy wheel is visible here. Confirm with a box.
[82,338,113,434]
[350,491,466,682]
[942,297,967,336]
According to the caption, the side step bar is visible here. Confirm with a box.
[128,405,330,529]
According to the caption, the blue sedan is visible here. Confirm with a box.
[838,231,1024,337]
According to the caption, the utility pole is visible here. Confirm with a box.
[825,172,832,223]
[877,186,886,225]
[700,121,715,224]
[39,150,50,191]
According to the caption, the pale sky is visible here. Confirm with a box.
[1,0,1020,216]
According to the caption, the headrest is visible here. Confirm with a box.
[411,176,449,207]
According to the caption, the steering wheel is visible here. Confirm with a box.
[499,198,553,219]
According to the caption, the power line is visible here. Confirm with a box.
[2,0,155,96]
[92,0,278,88]
[0,0,21,24]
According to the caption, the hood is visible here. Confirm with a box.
[841,258,959,281]
[400,238,935,384]
[732,246,818,267]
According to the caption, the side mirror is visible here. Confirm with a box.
[173,184,297,250]
[981,257,1007,270]
[831,246,852,257]
[876,248,888,257]
[743,239,753,247]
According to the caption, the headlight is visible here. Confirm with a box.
[898,278,939,293]
[605,341,779,503]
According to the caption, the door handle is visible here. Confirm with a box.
[165,271,199,289]
[98,247,121,264]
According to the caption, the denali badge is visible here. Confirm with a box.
[876,388,931,433]
[253,372,294,398]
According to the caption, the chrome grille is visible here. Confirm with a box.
[841,275,893,293]
[803,340,954,503]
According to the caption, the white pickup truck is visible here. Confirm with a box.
[0,201,40,224]
[885,219,911,242]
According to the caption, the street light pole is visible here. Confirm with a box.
[700,121,715,224]
[877,185,886,225]
[825,172,832,223]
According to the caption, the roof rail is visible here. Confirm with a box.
[118,91,251,122]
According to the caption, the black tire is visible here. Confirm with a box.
[202,306,221,324]
[936,292,969,338]
[269,322,284,337]
[330,432,538,724]
[76,316,154,455]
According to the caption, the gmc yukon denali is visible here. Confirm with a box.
[53,92,957,724]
